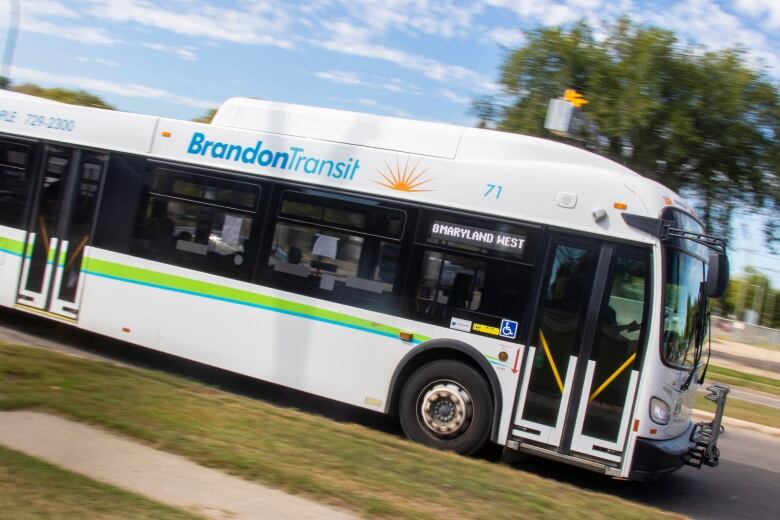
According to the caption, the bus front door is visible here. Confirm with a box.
[512,237,650,467]
[512,237,600,448]
[16,145,106,320]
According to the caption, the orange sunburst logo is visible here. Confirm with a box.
[373,158,434,192]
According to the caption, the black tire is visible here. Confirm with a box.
[399,360,493,455]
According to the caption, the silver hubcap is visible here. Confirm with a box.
[419,381,473,437]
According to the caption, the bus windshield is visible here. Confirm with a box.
[663,249,706,367]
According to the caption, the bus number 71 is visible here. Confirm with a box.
[484,184,503,199]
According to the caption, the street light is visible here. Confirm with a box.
[1,0,20,89]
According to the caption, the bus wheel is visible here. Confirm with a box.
[399,360,492,455]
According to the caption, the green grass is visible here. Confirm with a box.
[0,343,677,520]
[695,393,780,430]
[712,336,780,352]
[0,445,202,520]
[706,365,780,397]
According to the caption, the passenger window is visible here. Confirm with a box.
[129,167,260,281]
[0,139,33,228]
[409,249,532,335]
[265,191,404,313]
[416,251,486,309]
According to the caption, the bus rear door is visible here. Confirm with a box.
[17,145,106,320]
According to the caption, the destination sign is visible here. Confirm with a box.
[429,220,525,253]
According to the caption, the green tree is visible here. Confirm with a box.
[714,268,779,327]
[476,19,780,248]
[192,108,217,124]
[11,83,115,109]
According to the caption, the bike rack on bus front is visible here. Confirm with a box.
[686,384,730,468]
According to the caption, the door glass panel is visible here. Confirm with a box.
[57,152,106,303]
[522,244,594,426]
[581,252,649,442]
[24,147,70,293]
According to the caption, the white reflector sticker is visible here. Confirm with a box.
[450,317,472,332]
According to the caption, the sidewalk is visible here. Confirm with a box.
[0,411,355,520]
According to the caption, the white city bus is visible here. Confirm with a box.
[0,90,729,480]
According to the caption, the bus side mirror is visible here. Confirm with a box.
[706,252,729,298]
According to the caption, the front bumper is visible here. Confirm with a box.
[630,384,729,480]
[629,421,695,481]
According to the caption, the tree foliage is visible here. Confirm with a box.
[714,268,779,328]
[476,19,780,248]
[11,83,115,110]
[192,108,217,124]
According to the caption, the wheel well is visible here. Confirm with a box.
[386,340,503,442]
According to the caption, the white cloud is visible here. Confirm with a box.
[85,0,295,49]
[481,0,780,77]
[12,66,218,109]
[315,69,420,94]
[22,0,80,18]
[735,0,780,29]
[75,56,120,67]
[141,43,198,61]
[438,89,470,105]
[485,27,525,47]
[318,0,484,38]
[642,0,780,73]
[317,22,498,92]
[15,0,120,45]
[315,70,364,86]
[481,0,635,25]
[355,97,412,117]
[481,0,579,26]
[20,18,120,45]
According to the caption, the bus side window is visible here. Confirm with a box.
[96,162,263,282]
[408,248,533,335]
[263,190,405,313]
[94,153,149,253]
[0,139,34,228]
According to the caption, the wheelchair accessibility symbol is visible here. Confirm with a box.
[499,319,518,339]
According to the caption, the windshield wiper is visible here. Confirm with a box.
[621,214,726,254]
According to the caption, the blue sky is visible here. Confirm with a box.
[3,0,780,284]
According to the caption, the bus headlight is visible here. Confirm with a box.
[650,397,671,425]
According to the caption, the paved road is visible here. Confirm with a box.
[510,426,780,520]
[1,308,779,519]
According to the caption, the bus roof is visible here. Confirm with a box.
[214,97,637,177]
[0,90,696,244]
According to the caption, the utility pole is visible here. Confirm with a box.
[1,0,20,89]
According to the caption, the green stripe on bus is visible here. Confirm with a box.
[0,236,26,256]
[82,257,432,343]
